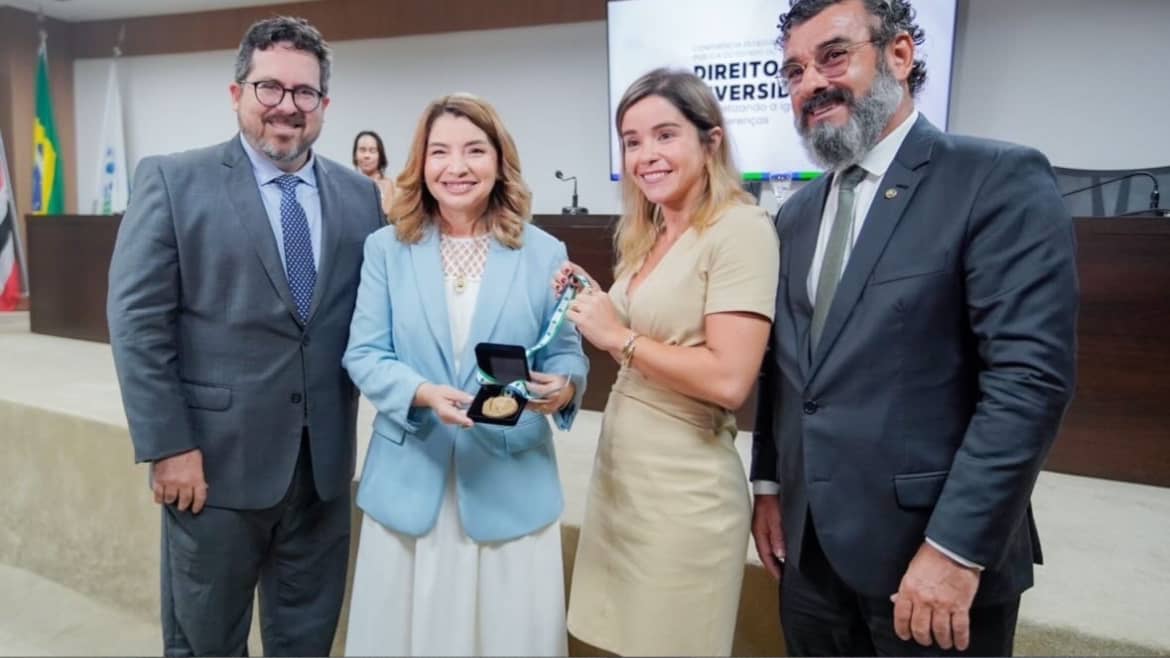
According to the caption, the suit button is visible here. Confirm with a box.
[803,400,818,415]
[291,393,303,404]
[302,335,311,347]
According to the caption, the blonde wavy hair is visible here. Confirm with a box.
[390,93,532,248]
[613,68,752,278]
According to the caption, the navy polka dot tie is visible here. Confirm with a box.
[275,174,316,322]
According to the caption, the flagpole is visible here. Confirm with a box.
[0,131,30,299]
[37,8,46,57]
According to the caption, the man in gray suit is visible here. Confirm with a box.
[108,17,383,656]
[750,0,1078,655]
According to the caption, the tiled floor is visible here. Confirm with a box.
[0,564,158,656]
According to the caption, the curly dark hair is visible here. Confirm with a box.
[234,16,332,94]
[776,0,927,97]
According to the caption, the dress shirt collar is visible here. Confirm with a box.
[841,108,920,180]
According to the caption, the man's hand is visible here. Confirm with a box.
[751,494,786,581]
[152,448,208,514]
[892,542,981,650]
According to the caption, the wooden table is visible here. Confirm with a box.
[27,214,120,343]
[26,212,1170,486]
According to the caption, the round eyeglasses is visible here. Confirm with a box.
[241,80,324,113]
[777,40,879,95]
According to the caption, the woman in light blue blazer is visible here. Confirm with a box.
[342,93,588,657]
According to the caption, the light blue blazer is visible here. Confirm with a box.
[343,222,588,543]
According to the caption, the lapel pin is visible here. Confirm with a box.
[884,188,898,199]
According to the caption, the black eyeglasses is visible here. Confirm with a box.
[241,80,325,112]
[778,39,880,95]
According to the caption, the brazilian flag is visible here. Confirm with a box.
[32,39,64,215]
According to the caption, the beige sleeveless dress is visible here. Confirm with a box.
[566,204,780,656]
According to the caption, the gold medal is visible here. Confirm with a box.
[482,395,519,419]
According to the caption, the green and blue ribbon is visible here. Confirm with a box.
[475,273,590,399]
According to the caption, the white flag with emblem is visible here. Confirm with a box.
[93,59,129,214]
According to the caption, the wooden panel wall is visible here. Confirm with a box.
[1046,217,1170,486]
[71,0,606,59]
[24,209,1170,486]
[0,0,605,222]
[27,215,119,343]
[537,214,1170,487]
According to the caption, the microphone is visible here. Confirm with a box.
[555,170,589,215]
[1061,171,1161,214]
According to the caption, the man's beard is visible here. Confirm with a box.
[260,138,310,164]
[243,113,315,165]
[796,63,904,170]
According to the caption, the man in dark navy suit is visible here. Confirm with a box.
[750,1,1078,655]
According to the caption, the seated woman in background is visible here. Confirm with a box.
[352,129,395,216]
[556,67,780,656]
[342,93,588,657]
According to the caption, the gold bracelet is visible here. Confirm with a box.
[620,331,640,368]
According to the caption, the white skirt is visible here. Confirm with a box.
[344,476,567,657]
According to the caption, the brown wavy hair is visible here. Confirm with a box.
[390,93,531,248]
[613,68,752,278]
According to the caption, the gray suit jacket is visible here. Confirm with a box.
[108,137,384,509]
[751,116,1078,604]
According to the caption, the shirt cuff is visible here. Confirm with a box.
[926,537,985,571]
[752,480,781,495]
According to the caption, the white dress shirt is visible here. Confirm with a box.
[753,110,983,570]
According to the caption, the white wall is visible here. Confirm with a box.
[74,22,621,216]
[75,2,1170,214]
[949,0,1170,169]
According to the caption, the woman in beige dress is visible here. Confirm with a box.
[556,68,780,655]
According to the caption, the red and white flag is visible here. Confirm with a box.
[0,130,25,310]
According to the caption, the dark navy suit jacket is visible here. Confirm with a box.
[751,116,1078,603]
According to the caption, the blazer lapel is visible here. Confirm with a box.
[306,156,342,324]
[456,238,520,387]
[808,116,937,382]
[222,138,301,323]
[410,227,457,382]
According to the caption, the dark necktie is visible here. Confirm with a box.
[275,174,316,322]
[810,165,867,350]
